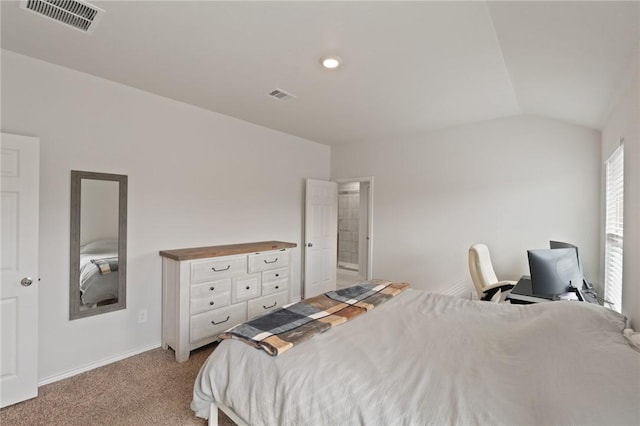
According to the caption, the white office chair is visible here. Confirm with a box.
[468,243,517,302]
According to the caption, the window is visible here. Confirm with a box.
[604,143,624,313]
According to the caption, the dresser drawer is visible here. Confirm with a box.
[247,292,289,320]
[231,273,261,303]
[248,250,289,273]
[190,291,231,315]
[262,267,289,283]
[190,303,246,343]
[190,278,231,299]
[262,278,288,296]
[191,256,246,283]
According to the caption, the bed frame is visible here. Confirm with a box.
[209,402,248,426]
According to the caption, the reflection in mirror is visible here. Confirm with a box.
[70,171,127,320]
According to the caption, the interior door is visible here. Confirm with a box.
[1,133,40,408]
[358,181,370,280]
[304,179,337,298]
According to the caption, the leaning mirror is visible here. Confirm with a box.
[70,171,127,320]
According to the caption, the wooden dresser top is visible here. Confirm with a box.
[159,240,297,261]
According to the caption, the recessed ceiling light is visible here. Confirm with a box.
[320,56,341,69]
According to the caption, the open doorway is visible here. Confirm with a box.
[334,177,373,289]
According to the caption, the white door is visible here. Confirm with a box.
[358,181,371,280]
[1,133,40,408]
[304,179,337,298]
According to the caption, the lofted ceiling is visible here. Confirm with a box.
[1,1,638,146]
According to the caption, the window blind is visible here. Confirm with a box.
[604,144,624,313]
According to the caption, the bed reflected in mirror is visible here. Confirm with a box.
[70,171,127,320]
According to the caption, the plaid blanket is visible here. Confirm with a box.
[220,279,409,356]
[91,257,118,275]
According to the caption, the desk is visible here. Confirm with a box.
[507,276,601,305]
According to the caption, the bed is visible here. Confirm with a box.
[79,239,119,305]
[191,284,640,425]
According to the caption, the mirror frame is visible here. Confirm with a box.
[69,170,127,320]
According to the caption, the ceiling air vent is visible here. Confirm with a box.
[20,0,105,34]
[268,89,296,101]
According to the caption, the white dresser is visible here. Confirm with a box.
[159,241,296,362]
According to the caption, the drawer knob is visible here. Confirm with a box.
[245,286,250,290]
[209,286,215,291]
[263,301,277,309]
[275,274,279,277]
[209,301,214,306]
[212,265,231,272]
[263,258,278,264]
[211,316,230,325]
[275,286,279,289]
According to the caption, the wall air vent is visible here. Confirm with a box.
[268,89,296,101]
[20,0,105,34]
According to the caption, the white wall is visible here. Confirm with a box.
[1,50,330,381]
[332,115,601,298]
[601,62,640,328]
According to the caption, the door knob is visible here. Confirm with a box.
[306,243,313,247]
[21,277,33,287]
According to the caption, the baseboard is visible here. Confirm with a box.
[38,342,161,386]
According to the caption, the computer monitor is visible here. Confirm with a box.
[550,240,581,267]
[550,240,591,289]
[527,248,583,297]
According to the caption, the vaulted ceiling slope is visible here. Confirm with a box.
[2,1,638,146]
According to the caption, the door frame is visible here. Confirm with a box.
[333,176,374,280]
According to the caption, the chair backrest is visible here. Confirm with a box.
[468,243,499,295]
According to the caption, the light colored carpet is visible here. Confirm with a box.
[0,343,234,426]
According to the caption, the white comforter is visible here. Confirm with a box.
[192,289,640,425]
